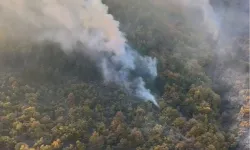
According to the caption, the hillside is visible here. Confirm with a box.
[0,0,249,150]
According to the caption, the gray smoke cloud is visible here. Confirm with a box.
[175,0,219,38]
[0,0,158,106]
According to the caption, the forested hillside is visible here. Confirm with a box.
[0,0,249,150]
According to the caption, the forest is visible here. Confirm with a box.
[0,0,249,150]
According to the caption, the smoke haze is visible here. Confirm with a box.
[0,0,248,146]
[0,0,227,109]
[210,1,249,149]
[172,0,219,38]
[159,0,249,148]
[0,0,158,106]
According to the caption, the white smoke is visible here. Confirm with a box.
[160,0,219,39]
[0,0,158,106]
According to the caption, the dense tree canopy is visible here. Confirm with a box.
[0,0,248,150]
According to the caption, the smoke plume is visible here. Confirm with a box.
[0,0,158,106]
[174,0,219,38]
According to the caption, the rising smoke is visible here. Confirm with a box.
[175,0,219,38]
[0,0,158,106]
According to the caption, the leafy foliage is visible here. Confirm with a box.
[0,0,246,150]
